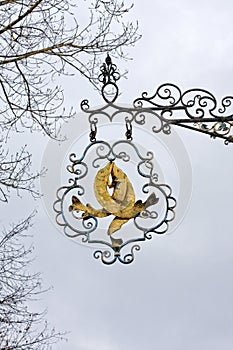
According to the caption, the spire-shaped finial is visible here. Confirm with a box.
[105,54,112,66]
[98,54,120,103]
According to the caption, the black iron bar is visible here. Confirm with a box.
[168,117,233,124]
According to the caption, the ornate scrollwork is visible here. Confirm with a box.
[134,84,182,108]
[98,54,120,103]
[133,84,233,144]
[53,183,98,240]
[94,244,141,265]
[54,140,176,265]
[79,56,233,144]
[52,55,233,266]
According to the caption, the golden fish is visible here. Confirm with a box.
[70,162,128,217]
[94,162,128,214]
[69,161,158,246]
[70,196,109,218]
[108,192,158,236]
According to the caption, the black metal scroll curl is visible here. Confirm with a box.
[98,54,120,103]
[80,56,233,144]
[134,84,233,144]
[54,140,176,265]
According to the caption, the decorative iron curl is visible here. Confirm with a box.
[53,184,98,242]
[80,99,90,111]
[197,120,233,139]
[79,56,233,144]
[98,54,120,85]
[93,245,141,265]
[98,54,120,103]
[93,249,117,265]
[133,182,176,236]
[134,83,182,108]
[219,96,233,114]
[54,139,177,265]
[133,84,233,144]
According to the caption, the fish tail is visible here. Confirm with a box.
[108,217,129,236]
[144,192,159,209]
[69,195,87,212]
[110,236,123,248]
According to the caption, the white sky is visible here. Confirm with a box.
[13,1,233,349]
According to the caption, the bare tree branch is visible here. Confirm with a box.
[0,0,140,138]
[0,3,140,346]
[0,213,66,349]
[0,0,43,35]
[0,145,44,202]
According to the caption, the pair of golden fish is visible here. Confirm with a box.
[70,162,158,246]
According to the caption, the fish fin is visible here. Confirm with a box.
[72,195,79,203]
[144,192,159,209]
[108,217,129,236]
[70,196,87,212]
[110,236,123,248]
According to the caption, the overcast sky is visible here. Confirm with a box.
[21,1,233,349]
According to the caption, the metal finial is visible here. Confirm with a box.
[105,54,112,66]
[98,55,120,103]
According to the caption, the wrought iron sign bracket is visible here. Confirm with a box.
[133,89,233,145]
[54,55,232,266]
[81,55,233,145]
